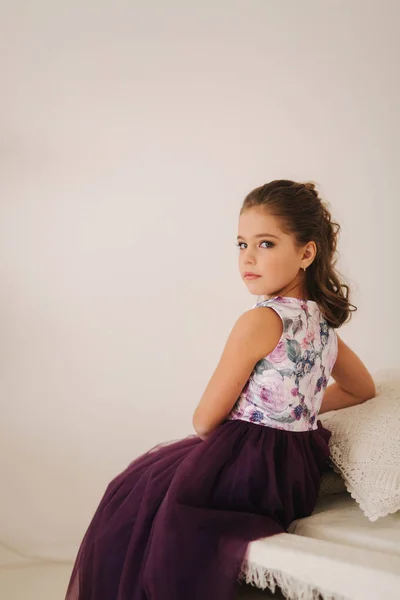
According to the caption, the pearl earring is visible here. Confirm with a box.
[303,267,307,271]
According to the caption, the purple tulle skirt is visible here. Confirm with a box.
[65,418,331,600]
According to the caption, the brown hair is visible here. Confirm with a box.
[241,179,357,328]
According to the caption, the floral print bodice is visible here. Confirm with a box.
[227,296,338,432]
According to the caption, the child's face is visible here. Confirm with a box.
[237,206,310,299]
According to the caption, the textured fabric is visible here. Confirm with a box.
[319,368,400,521]
[228,296,338,431]
[65,420,332,600]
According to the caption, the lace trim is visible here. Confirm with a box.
[320,369,400,521]
[239,559,346,600]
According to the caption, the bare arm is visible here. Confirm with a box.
[192,306,283,438]
[319,334,376,414]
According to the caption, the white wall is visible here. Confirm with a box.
[1,0,398,562]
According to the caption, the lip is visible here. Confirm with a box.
[244,272,261,280]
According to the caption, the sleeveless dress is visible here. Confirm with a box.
[65,295,338,600]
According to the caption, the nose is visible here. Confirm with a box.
[242,247,256,265]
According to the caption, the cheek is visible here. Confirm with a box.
[261,252,280,265]
[262,253,292,274]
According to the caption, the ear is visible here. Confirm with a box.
[303,241,317,263]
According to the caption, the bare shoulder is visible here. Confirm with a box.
[231,305,283,362]
[192,305,284,437]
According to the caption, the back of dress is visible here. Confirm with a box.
[228,295,338,432]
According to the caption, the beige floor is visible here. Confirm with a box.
[0,561,283,599]
[0,562,72,600]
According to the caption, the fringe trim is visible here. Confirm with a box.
[239,559,347,600]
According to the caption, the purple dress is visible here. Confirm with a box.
[65,296,338,600]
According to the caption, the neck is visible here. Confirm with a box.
[266,285,309,301]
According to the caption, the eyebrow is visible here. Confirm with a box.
[237,233,280,240]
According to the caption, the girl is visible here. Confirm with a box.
[65,180,376,600]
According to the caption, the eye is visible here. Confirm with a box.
[236,240,275,250]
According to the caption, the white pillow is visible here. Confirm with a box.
[319,368,400,521]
